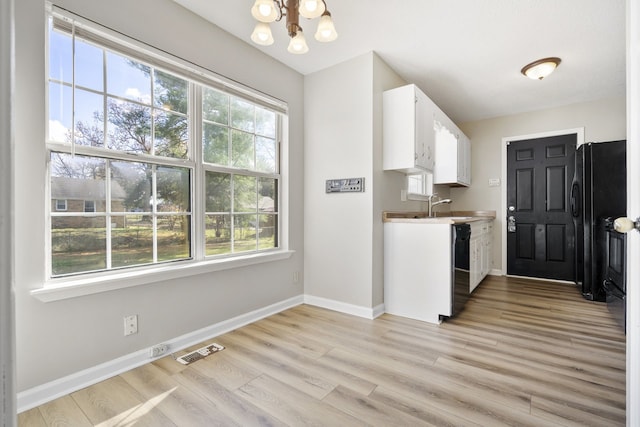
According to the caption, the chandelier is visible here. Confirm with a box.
[250,0,338,54]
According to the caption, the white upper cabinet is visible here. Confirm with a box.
[383,84,435,173]
[433,110,471,187]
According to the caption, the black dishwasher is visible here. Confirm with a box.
[452,224,471,317]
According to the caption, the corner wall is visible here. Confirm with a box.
[304,52,427,313]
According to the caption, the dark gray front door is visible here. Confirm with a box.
[506,134,576,280]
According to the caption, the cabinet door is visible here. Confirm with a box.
[415,89,435,171]
[459,134,471,185]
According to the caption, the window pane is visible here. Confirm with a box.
[154,110,188,159]
[157,215,191,261]
[234,175,257,212]
[205,172,230,212]
[256,107,275,138]
[75,38,103,91]
[49,82,72,142]
[50,153,106,212]
[74,88,104,148]
[205,214,230,255]
[111,217,153,268]
[258,214,277,249]
[258,178,277,213]
[256,136,276,173]
[230,97,255,132]
[106,52,151,103]
[111,161,151,213]
[107,99,152,154]
[49,18,72,83]
[51,216,106,276]
[203,88,228,125]
[154,70,188,114]
[156,166,190,212]
[203,122,228,166]
[234,214,257,253]
[231,129,254,169]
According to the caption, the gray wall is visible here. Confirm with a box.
[15,0,304,391]
[451,96,626,272]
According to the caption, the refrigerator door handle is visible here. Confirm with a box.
[570,182,580,218]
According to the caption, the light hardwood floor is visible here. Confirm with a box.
[18,275,626,426]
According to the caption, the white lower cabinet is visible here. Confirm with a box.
[470,220,493,292]
[384,222,452,324]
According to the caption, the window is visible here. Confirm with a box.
[46,9,284,279]
[406,172,433,199]
[83,200,96,212]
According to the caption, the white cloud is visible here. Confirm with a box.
[125,87,142,99]
[48,120,70,142]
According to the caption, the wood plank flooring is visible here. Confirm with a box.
[19,275,626,426]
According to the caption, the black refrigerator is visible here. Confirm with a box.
[571,140,626,301]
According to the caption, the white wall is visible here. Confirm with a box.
[452,96,626,272]
[15,0,304,392]
[304,53,375,309]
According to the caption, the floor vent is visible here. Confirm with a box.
[176,342,225,365]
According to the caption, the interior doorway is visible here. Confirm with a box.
[501,129,583,281]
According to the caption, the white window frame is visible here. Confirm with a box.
[55,199,67,211]
[35,4,292,301]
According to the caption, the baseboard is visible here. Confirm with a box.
[304,295,382,319]
[489,269,503,276]
[17,294,304,413]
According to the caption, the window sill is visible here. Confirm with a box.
[31,250,295,302]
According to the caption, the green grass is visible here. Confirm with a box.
[51,226,275,275]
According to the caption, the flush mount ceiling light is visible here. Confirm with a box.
[250,0,338,54]
[521,57,562,80]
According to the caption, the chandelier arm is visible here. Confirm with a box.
[273,0,285,22]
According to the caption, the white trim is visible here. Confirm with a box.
[0,0,16,423]
[17,294,304,413]
[33,250,295,302]
[626,0,640,423]
[304,295,382,319]
[500,128,584,276]
[488,268,502,276]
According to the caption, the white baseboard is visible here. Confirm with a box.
[304,295,383,319]
[17,295,304,413]
[489,269,503,276]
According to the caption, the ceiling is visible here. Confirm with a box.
[173,0,626,123]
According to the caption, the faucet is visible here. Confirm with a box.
[428,194,452,217]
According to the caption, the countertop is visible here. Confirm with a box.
[382,210,496,224]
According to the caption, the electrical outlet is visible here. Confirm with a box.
[293,271,300,283]
[124,315,138,336]
[150,343,169,358]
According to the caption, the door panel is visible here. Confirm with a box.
[507,134,576,280]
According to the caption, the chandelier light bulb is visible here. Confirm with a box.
[251,22,274,46]
[299,0,325,19]
[315,12,337,42]
[287,29,309,54]
[251,0,278,23]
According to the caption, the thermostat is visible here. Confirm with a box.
[326,177,365,193]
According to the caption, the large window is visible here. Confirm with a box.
[47,10,283,278]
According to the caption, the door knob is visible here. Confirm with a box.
[614,217,640,233]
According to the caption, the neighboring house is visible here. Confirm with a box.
[50,176,127,228]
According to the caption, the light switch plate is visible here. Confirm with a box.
[488,178,501,187]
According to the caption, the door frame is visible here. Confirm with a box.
[500,127,584,277]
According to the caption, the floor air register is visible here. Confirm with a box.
[176,342,225,365]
